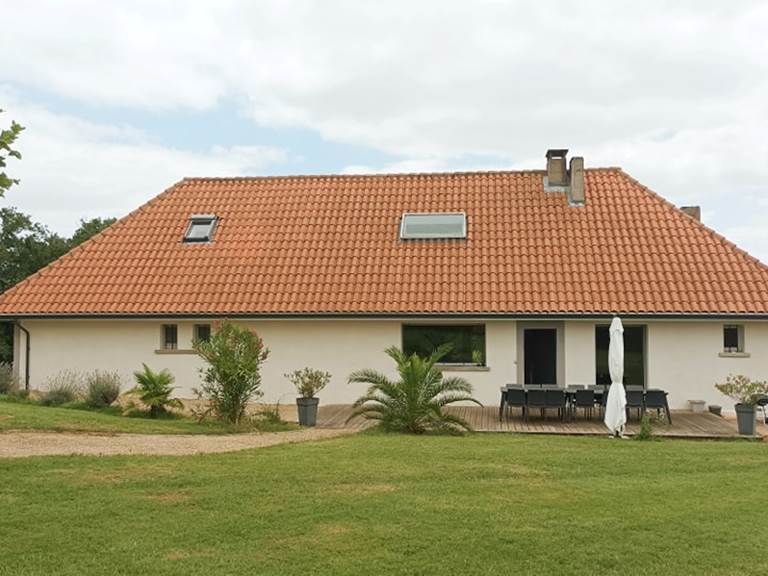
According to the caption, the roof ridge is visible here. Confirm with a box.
[0,178,188,304]
[616,168,768,272]
[180,166,622,182]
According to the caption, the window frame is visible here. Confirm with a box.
[194,323,212,344]
[399,212,467,240]
[183,214,218,243]
[401,323,486,366]
[161,324,178,350]
[723,324,744,354]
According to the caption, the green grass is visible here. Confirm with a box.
[1,432,766,575]
[0,397,288,435]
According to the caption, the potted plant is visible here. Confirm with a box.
[714,374,768,435]
[285,368,331,427]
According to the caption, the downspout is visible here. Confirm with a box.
[16,322,30,391]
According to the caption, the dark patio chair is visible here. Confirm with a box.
[498,387,507,421]
[644,389,672,424]
[756,395,768,424]
[545,389,567,421]
[625,389,644,421]
[505,387,526,421]
[526,388,547,421]
[573,389,596,420]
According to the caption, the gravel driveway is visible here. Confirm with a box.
[0,428,357,458]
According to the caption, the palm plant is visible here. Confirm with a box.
[347,345,481,433]
[131,364,183,418]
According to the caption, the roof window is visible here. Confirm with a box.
[183,214,217,243]
[399,212,467,240]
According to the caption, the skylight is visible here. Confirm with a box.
[400,212,467,240]
[183,214,217,243]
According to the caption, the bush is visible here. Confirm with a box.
[130,364,183,418]
[634,413,656,441]
[0,362,19,395]
[40,370,84,406]
[84,370,122,408]
[193,320,269,425]
[347,345,482,434]
[715,374,768,405]
[285,367,331,399]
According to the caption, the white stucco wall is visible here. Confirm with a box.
[13,318,768,411]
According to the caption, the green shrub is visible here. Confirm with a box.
[285,367,331,399]
[40,370,84,406]
[193,320,269,425]
[84,370,122,408]
[347,345,482,434]
[634,413,656,441]
[0,362,19,394]
[130,364,183,418]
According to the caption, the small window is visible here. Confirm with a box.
[162,324,178,350]
[183,214,217,243]
[723,325,744,353]
[400,212,467,240]
[402,324,485,365]
[194,324,211,343]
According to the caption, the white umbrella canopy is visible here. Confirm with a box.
[604,316,627,436]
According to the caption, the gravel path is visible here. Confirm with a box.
[0,428,357,458]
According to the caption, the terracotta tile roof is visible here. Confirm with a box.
[2,168,768,316]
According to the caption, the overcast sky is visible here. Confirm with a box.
[1,1,767,261]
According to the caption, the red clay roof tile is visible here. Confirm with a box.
[0,168,767,316]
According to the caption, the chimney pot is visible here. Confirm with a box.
[681,206,701,221]
[569,157,585,205]
[545,149,569,187]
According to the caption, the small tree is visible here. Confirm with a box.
[131,364,182,417]
[193,320,269,424]
[285,367,331,399]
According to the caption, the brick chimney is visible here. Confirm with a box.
[544,149,585,205]
[680,206,701,221]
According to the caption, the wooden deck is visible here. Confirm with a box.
[312,404,759,439]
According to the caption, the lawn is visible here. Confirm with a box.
[0,398,242,434]
[1,432,767,575]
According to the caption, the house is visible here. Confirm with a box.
[2,149,768,411]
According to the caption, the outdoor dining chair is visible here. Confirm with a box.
[573,389,596,420]
[644,389,672,424]
[526,388,547,421]
[545,389,567,421]
[625,389,644,421]
[505,386,526,421]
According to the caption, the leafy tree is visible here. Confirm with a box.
[348,345,482,434]
[0,209,116,362]
[131,364,182,418]
[0,110,24,197]
[70,217,117,248]
[0,207,69,294]
[193,320,269,424]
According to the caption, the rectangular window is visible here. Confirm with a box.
[400,213,467,240]
[162,324,178,350]
[183,214,217,243]
[194,324,212,343]
[402,324,486,365]
[595,325,645,388]
[723,325,744,353]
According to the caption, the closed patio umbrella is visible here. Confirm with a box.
[604,316,627,436]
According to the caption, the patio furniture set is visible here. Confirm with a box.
[498,384,672,424]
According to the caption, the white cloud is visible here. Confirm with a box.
[1,0,767,258]
[0,92,286,235]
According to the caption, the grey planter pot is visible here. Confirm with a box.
[296,397,320,427]
[735,403,756,436]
